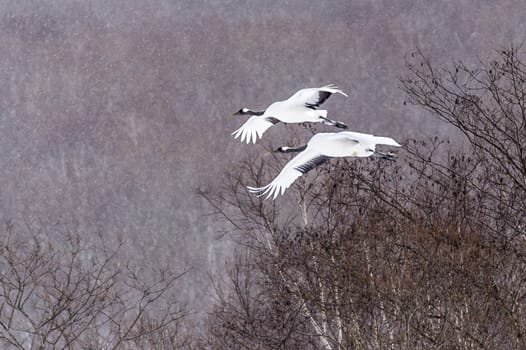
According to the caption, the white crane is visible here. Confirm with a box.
[232,84,348,144]
[247,131,401,199]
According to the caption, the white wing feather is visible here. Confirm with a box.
[232,116,274,144]
[247,149,323,200]
[286,84,348,108]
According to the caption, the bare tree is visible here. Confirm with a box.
[0,222,190,350]
[401,45,526,243]
[201,45,526,349]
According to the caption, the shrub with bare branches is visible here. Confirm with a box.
[0,223,190,350]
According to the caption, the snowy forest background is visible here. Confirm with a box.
[1,0,526,348]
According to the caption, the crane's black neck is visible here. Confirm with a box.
[275,145,307,153]
[234,108,265,116]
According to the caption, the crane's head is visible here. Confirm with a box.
[274,146,292,153]
[233,108,251,116]
[274,145,307,153]
[233,108,265,117]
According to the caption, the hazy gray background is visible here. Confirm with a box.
[1,0,525,319]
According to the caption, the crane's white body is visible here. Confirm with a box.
[308,131,400,157]
[247,131,401,199]
[265,101,327,123]
[232,84,347,144]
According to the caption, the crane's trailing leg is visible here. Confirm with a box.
[320,116,347,129]
[372,151,396,161]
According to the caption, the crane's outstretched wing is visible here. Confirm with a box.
[286,84,348,110]
[247,149,330,199]
[232,116,280,144]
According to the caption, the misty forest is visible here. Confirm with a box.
[1,1,526,349]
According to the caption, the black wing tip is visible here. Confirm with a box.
[305,91,332,109]
[265,116,281,124]
[294,155,331,174]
